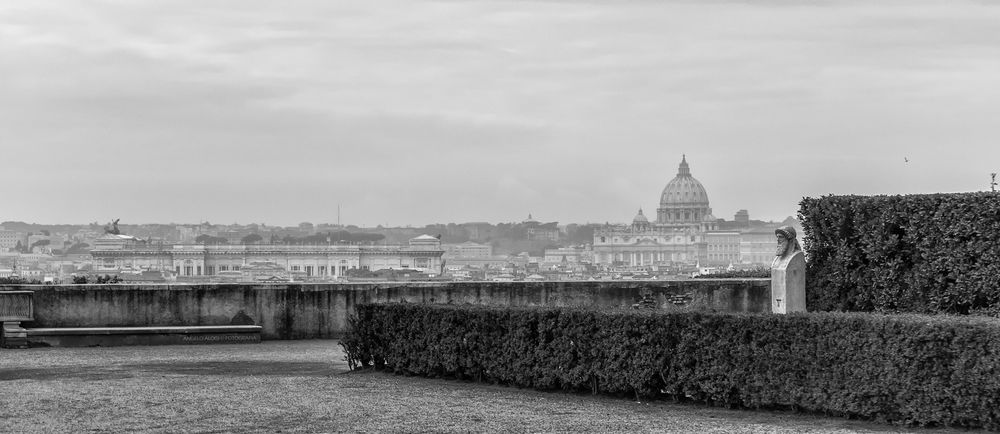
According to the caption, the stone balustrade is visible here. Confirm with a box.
[0,280,770,341]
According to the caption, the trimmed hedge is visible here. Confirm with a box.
[342,303,1000,429]
[800,193,1000,314]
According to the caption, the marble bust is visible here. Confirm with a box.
[770,225,806,314]
[772,226,802,265]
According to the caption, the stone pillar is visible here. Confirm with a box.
[771,251,806,314]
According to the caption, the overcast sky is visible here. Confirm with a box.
[2,1,999,227]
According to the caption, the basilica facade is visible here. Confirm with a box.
[593,156,719,268]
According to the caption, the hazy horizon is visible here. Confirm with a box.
[3,1,999,227]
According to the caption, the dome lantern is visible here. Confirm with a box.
[677,154,690,176]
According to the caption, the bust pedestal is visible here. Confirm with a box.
[771,251,806,314]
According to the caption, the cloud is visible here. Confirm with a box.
[2,0,1000,225]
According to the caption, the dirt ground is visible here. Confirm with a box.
[0,341,974,433]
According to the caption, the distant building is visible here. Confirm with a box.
[739,230,776,265]
[716,209,755,231]
[90,233,445,280]
[704,231,741,266]
[593,156,717,267]
[542,246,591,266]
[523,215,560,242]
[0,229,26,251]
[17,267,43,280]
[593,156,791,268]
[734,209,750,228]
[442,241,493,258]
[240,261,291,282]
[444,265,485,281]
[445,256,526,270]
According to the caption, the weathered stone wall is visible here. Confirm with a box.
[1,280,770,340]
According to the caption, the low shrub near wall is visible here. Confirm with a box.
[799,193,1000,314]
[342,304,1000,429]
[694,267,770,279]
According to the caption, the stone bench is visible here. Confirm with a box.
[26,325,262,347]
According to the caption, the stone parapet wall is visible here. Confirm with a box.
[0,280,770,340]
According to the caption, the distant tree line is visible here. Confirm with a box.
[71,275,121,284]
[195,231,386,245]
[194,234,230,245]
[0,277,43,285]
[272,231,386,245]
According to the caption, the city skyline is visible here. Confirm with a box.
[2,1,999,227]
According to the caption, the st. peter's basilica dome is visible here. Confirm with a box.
[656,155,714,226]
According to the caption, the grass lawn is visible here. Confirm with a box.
[0,340,971,433]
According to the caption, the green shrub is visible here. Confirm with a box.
[342,303,1000,429]
[799,193,1000,314]
[694,267,770,279]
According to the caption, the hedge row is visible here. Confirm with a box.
[342,303,1000,429]
[799,192,1000,314]
[694,267,770,279]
